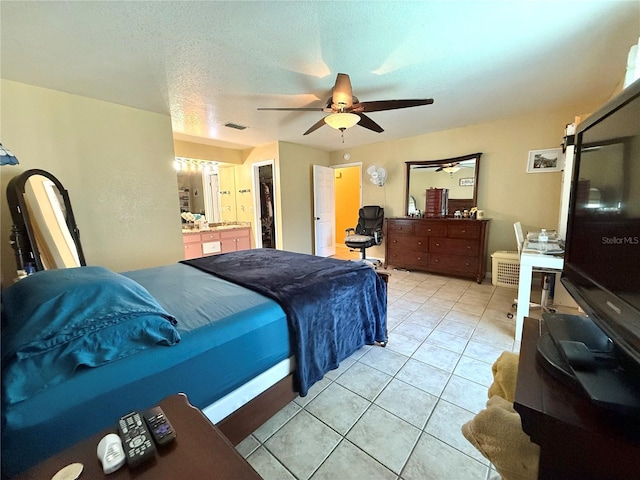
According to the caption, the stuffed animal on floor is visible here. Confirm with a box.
[488,351,519,402]
[461,351,540,480]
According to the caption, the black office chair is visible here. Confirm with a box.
[344,206,384,267]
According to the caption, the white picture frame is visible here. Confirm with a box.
[459,177,474,186]
[526,148,565,173]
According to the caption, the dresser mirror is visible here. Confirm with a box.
[405,153,481,216]
[6,169,86,272]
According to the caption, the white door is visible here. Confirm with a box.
[313,165,336,257]
[203,172,221,223]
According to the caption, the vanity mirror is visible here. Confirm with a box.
[6,169,86,272]
[176,162,238,224]
[405,153,481,216]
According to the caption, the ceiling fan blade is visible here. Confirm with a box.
[356,113,384,133]
[354,99,434,113]
[257,107,325,111]
[303,117,328,135]
[332,73,353,109]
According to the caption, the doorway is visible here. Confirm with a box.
[252,160,276,248]
[334,164,362,245]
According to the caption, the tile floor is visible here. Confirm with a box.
[235,246,544,480]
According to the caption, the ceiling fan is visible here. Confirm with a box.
[258,73,434,136]
[435,162,474,173]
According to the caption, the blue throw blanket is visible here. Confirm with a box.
[182,249,387,396]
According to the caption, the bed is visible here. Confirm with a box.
[1,248,387,477]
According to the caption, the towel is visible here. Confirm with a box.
[462,395,540,480]
[488,351,520,402]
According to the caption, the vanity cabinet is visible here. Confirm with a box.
[183,232,204,260]
[385,218,490,283]
[219,227,251,253]
[182,227,251,260]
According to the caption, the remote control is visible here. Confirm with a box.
[143,406,177,446]
[97,433,126,474]
[117,411,156,467]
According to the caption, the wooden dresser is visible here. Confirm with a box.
[384,217,490,283]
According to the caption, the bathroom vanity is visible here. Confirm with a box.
[182,225,251,260]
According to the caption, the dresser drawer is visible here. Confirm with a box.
[386,248,429,267]
[388,236,428,252]
[386,220,414,236]
[429,237,479,256]
[447,223,481,239]
[414,222,446,237]
[429,253,478,273]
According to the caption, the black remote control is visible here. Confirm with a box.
[143,406,176,446]
[117,411,156,467]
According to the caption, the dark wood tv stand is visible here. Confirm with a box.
[514,317,640,479]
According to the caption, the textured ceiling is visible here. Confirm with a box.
[2,1,639,152]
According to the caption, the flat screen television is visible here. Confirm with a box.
[545,77,640,415]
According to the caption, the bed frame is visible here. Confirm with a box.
[218,374,297,445]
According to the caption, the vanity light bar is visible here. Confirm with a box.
[173,157,218,173]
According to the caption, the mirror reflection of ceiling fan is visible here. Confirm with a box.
[424,161,475,173]
[258,73,434,137]
[434,161,475,173]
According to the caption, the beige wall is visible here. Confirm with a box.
[1,79,182,283]
[329,103,602,271]
[277,142,330,254]
[174,139,243,165]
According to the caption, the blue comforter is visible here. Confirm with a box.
[182,249,387,396]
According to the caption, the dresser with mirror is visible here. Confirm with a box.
[384,153,490,283]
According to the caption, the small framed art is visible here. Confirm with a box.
[459,177,474,186]
[526,148,564,173]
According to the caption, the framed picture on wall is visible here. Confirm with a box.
[459,178,474,186]
[526,148,565,173]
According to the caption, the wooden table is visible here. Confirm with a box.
[12,393,261,480]
[514,317,640,479]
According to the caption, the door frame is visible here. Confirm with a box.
[251,159,277,249]
[331,162,363,243]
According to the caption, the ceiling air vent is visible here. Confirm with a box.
[224,122,247,130]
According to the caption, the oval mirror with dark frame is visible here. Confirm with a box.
[405,153,482,216]
[6,169,86,273]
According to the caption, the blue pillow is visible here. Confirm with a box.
[1,266,180,404]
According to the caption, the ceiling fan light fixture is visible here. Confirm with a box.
[324,112,360,131]
[443,166,461,173]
